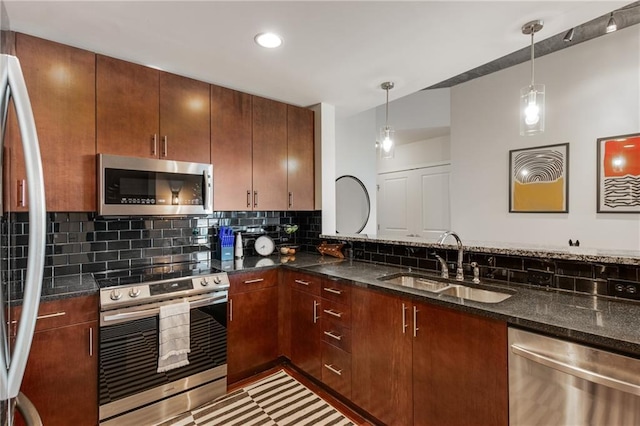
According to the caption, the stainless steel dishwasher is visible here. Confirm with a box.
[508,327,640,426]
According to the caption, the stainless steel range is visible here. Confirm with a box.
[97,264,230,426]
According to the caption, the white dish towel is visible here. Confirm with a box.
[157,302,191,373]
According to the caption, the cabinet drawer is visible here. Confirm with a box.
[321,299,351,326]
[321,342,352,399]
[9,295,98,335]
[229,269,278,294]
[321,278,352,305]
[321,318,351,353]
[288,273,321,296]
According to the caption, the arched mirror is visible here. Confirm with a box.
[336,175,370,234]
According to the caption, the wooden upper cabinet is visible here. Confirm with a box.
[97,56,210,162]
[287,105,315,210]
[211,85,252,210]
[6,33,96,212]
[159,72,210,162]
[252,96,288,210]
[96,55,159,159]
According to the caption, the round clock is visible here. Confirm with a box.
[254,235,275,256]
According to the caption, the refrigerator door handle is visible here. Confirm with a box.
[15,392,43,426]
[0,54,46,401]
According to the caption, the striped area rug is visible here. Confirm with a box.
[159,370,356,426]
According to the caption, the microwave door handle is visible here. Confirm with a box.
[203,170,212,212]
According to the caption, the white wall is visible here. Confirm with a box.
[335,108,377,234]
[451,25,640,250]
[311,103,337,235]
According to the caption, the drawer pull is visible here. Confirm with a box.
[324,331,342,341]
[294,279,310,286]
[324,364,343,376]
[243,278,264,284]
[323,309,342,318]
[323,287,342,295]
[37,312,66,320]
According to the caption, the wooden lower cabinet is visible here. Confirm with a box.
[351,287,508,426]
[351,287,413,426]
[13,295,98,426]
[413,302,508,426]
[290,288,322,380]
[227,269,279,384]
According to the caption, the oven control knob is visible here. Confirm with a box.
[129,287,141,298]
[213,276,222,285]
[201,277,209,287]
[109,289,123,301]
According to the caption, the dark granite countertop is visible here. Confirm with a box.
[294,259,640,357]
[9,273,99,305]
[212,252,344,274]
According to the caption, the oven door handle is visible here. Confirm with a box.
[102,294,227,324]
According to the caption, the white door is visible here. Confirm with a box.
[377,173,411,237]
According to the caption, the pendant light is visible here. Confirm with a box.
[520,20,545,136]
[379,81,395,159]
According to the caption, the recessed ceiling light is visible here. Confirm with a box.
[254,32,283,48]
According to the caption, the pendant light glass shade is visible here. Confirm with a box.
[378,81,395,159]
[380,125,395,159]
[520,20,544,136]
[520,84,545,135]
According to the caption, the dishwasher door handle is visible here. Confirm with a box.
[511,344,640,396]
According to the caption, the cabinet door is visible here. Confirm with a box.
[252,96,287,210]
[7,34,96,212]
[351,287,413,426]
[290,289,322,380]
[96,55,159,158]
[287,105,314,210]
[18,321,97,426]
[159,72,210,163]
[227,286,279,384]
[413,303,508,426]
[211,85,253,210]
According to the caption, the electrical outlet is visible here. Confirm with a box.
[608,278,640,300]
[527,269,554,287]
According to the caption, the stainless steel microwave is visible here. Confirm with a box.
[97,154,213,216]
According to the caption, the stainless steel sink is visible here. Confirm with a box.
[436,284,512,303]
[379,274,450,292]
[378,273,513,303]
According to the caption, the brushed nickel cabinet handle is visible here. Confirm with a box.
[288,191,293,208]
[323,309,342,318]
[324,330,342,341]
[89,327,93,357]
[151,134,157,156]
[324,364,342,376]
[253,191,258,208]
[413,306,419,338]
[244,278,264,284]
[402,303,408,334]
[313,300,320,323]
[323,287,342,295]
[36,312,66,320]
[294,279,310,286]
[162,135,168,157]
[247,191,251,208]
[229,299,233,322]
[17,179,26,207]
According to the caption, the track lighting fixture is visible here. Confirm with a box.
[563,27,575,42]
[606,12,617,33]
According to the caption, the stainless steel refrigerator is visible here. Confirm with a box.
[0,44,46,426]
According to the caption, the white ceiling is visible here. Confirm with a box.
[3,1,630,118]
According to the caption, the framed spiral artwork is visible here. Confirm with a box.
[597,133,640,213]
[509,143,569,213]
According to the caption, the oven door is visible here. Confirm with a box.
[98,292,227,422]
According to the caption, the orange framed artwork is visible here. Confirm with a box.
[509,143,569,213]
[597,133,640,213]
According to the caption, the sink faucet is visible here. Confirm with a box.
[431,252,449,279]
[437,231,464,281]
